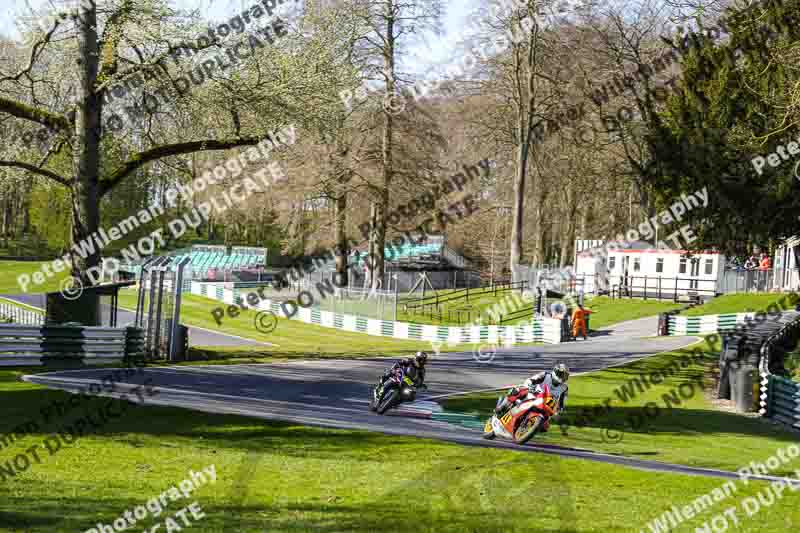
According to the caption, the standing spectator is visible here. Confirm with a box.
[744,254,758,291]
[571,303,593,340]
[759,253,772,291]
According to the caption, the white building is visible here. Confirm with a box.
[575,240,726,298]
[773,236,800,291]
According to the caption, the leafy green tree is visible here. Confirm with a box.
[28,180,71,252]
[654,0,800,254]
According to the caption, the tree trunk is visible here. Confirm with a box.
[532,177,548,266]
[560,183,578,267]
[510,140,528,279]
[2,194,11,237]
[374,0,396,291]
[68,3,102,325]
[21,180,32,234]
[334,183,349,286]
[366,202,378,289]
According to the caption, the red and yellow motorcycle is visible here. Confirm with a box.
[482,383,558,445]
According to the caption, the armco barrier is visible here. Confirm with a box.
[757,313,800,426]
[0,325,145,366]
[668,312,756,335]
[191,281,562,345]
[763,375,800,429]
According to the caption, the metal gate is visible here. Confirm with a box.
[135,256,190,361]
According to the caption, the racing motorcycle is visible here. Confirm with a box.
[482,383,558,445]
[370,367,418,414]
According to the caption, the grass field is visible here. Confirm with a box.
[0,260,68,295]
[580,296,682,330]
[680,292,798,316]
[2,365,800,532]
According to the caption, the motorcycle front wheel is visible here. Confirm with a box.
[369,385,381,411]
[377,389,399,414]
[513,414,543,444]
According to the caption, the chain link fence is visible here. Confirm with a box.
[294,268,485,322]
[719,269,776,293]
[294,271,398,322]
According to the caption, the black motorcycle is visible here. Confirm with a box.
[370,367,420,414]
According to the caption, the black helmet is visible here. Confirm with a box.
[415,351,428,366]
[553,363,569,384]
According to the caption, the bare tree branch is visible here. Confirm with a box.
[99,135,277,196]
[0,160,70,186]
[0,96,71,131]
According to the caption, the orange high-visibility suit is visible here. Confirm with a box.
[571,307,592,339]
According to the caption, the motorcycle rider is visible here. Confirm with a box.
[494,363,569,431]
[380,351,428,390]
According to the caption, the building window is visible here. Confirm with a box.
[633,258,641,272]
[705,258,713,275]
[608,256,616,270]
[656,258,664,273]
[679,257,687,274]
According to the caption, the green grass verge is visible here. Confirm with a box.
[681,293,796,316]
[443,336,800,474]
[0,261,68,295]
[2,366,800,532]
[581,296,682,330]
[116,290,498,362]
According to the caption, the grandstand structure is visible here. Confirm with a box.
[305,234,479,293]
[117,245,268,287]
[351,234,468,270]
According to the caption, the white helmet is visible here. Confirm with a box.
[553,363,570,384]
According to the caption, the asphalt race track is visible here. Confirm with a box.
[22,316,787,482]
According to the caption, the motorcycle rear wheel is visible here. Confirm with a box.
[377,389,399,414]
[513,414,543,444]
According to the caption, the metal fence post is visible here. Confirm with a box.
[168,257,189,362]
